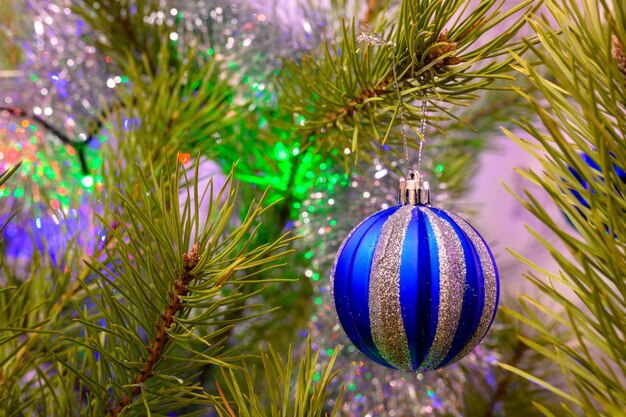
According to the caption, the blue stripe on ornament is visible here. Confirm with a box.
[399,207,420,370]
[421,208,441,370]
[333,207,398,368]
[349,212,395,365]
[433,208,485,367]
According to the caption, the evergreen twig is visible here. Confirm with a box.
[109,243,204,416]
[279,0,540,160]
[502,0,626,414]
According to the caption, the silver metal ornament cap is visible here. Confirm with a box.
[398,170,430,206]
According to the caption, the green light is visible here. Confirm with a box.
[348,383,356,392]
[81,175,94,188]
[326,348,334,356]
[315,297,322,305]
[44,167,56,179]
[13,188,24,198]
[304,251,314,259]
[275,143,288,161]
[329,219,337,226]
[293,202,301,209]
[312,273,320,281]
[90,156,103,169]
[121,76,129,83]
[228,61,236,69]
[313,371,321,382]
[30,74,37,82]
[29,125,37,132]
[297,115,306,126]
[207,48,214,55]
[436,164,444,173]
[320,163,327,170]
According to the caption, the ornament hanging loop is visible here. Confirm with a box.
[399,170,430,206]
[358,25,430,204]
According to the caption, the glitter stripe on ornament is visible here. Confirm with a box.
[432,208,484,367]
[421,207,466,370]
[447,211,499,363]
[369,205,413,371]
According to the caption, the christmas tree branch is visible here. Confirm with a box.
[100,43,236,182]
[1,160,297,414]
[213,338,343,417]
[1,218,120,400]
[279,0,540,160]
[109,243,203,416]
[502,0,626,412]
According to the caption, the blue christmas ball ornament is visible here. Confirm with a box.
[331,173,499,372]
[562,152,626,231]
[567,152,626,209]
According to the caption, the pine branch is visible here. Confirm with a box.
[278,0,541,161]
[100,43,237,182]
[1,219,119,400]
[1,159,296,414]
[109,243,204,416]
[213,338,343,417]
[502,0,626,413]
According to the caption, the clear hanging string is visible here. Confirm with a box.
[358,24,427,180]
